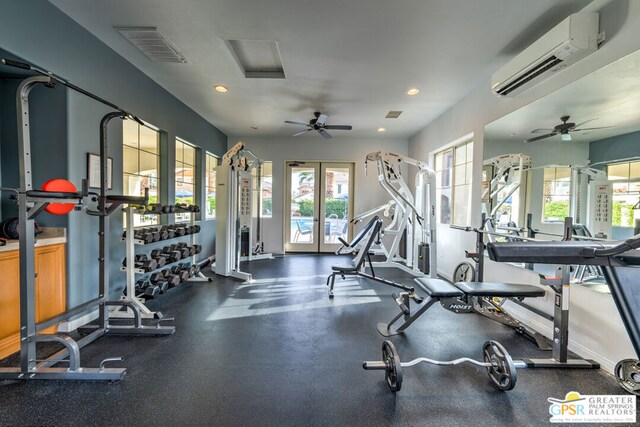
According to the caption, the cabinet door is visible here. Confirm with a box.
[35,244,66,331]
[0,251,20,356]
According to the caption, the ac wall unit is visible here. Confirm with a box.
[491,12,599,97]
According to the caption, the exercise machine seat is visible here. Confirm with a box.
[454,282,546,298]
[331,261,358,273]
[414,278,464,298]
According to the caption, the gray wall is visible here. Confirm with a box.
[0,0,227,305]
[589,129,640,166]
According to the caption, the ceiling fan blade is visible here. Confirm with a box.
[524,132,557,143]
[284,121,309,126]
[573,118,598,129]
[316,114,328,127]
[318,128,332,139]
[573,126,615,132]
[324,125,352,130]
[292,129,312,137]
[530,128,555,134]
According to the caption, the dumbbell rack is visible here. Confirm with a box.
[114,206,207,320]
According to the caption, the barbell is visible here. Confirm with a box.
[363,340,525,392]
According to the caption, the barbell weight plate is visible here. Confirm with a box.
[614,359,640,395]
[483,340,517,391]
[382,340,402,392]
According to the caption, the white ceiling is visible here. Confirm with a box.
[50,0,591,138]
[485,48,640,146]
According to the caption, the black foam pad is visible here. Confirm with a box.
[414,278,463,298]
[454,282,545,298]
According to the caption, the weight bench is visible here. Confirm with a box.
[335,215,380,255]
[327,217,418,298]
[377,277,546,337]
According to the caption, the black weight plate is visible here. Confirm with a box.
[483,340,517,391]
[382,340,402,392]
[614,359,640,395]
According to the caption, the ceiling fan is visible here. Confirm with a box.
[524,115,613,143]
[284,111,352,139]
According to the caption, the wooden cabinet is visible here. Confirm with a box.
[0,243,66,359]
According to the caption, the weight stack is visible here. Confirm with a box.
[240,227,250,257]
[418,243,430,274]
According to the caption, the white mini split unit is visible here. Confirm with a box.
[491,12,599,97]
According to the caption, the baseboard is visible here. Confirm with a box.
[503,302,617,373]
[57,309,98,333]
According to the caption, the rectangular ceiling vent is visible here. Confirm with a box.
[386,111,403,119]
[225,39,285,79]
[115,26,187,63]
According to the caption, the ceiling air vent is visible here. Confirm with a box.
[385,111,403,119]
[115,26,187,63]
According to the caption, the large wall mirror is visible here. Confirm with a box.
[483,48,640,292]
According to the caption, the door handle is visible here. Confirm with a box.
[313,218,319,222]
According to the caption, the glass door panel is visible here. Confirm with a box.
[319,163,354,252]
[285,162,320,252]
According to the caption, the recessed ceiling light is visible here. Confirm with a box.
[377,128,386,133]
[214,85,228,93]
[407,88,420,96]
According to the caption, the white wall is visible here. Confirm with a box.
[228,135,409,254]
[409,1,640,372]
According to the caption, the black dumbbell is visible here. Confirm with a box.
[192,244,202,254]
[123,255,158,272]
[122,229,154,244]
[145,204,164,214]
[142,285,160,299]
[183,225,194,235]
[149,271,165,283]
[174,226,187,237]
[190,205,200,213]
[149,251,167,268]
[156,280,169,294]
[188,265,197,277]
[158,245,181,262]
[193,264,201,275]
[191,224,201,234]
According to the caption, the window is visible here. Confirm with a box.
[608,161,640,228]
[205,152,218,219]
[542,167,571,223]
[175,138,197,222]
[251,161,273,217]
[435,140,473,225]
[123,119,160,226]
[260,161,273,217]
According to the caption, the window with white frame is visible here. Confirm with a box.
[435,140,473,225]
[607,161,640,228]
[175,138,197,222]
[123,119,160,226]
[260,161,272,217]
[542,167,571,223]
[205,152,218,219]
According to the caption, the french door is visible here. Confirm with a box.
[285,161,355,253]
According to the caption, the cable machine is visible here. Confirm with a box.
[215,142,272,281]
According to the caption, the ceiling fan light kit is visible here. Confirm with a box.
[284,111,353,139]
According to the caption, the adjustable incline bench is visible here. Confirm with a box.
[334,215,381,255]
[327,217,419,299]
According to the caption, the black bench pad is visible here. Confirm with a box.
[454,282,545,298]
[414,278,464,298]
[332,262,357,272]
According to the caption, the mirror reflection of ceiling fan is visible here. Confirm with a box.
[284,111,352,139]
[524,115,614,143]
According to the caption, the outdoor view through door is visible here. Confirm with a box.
[285,162,354,253]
